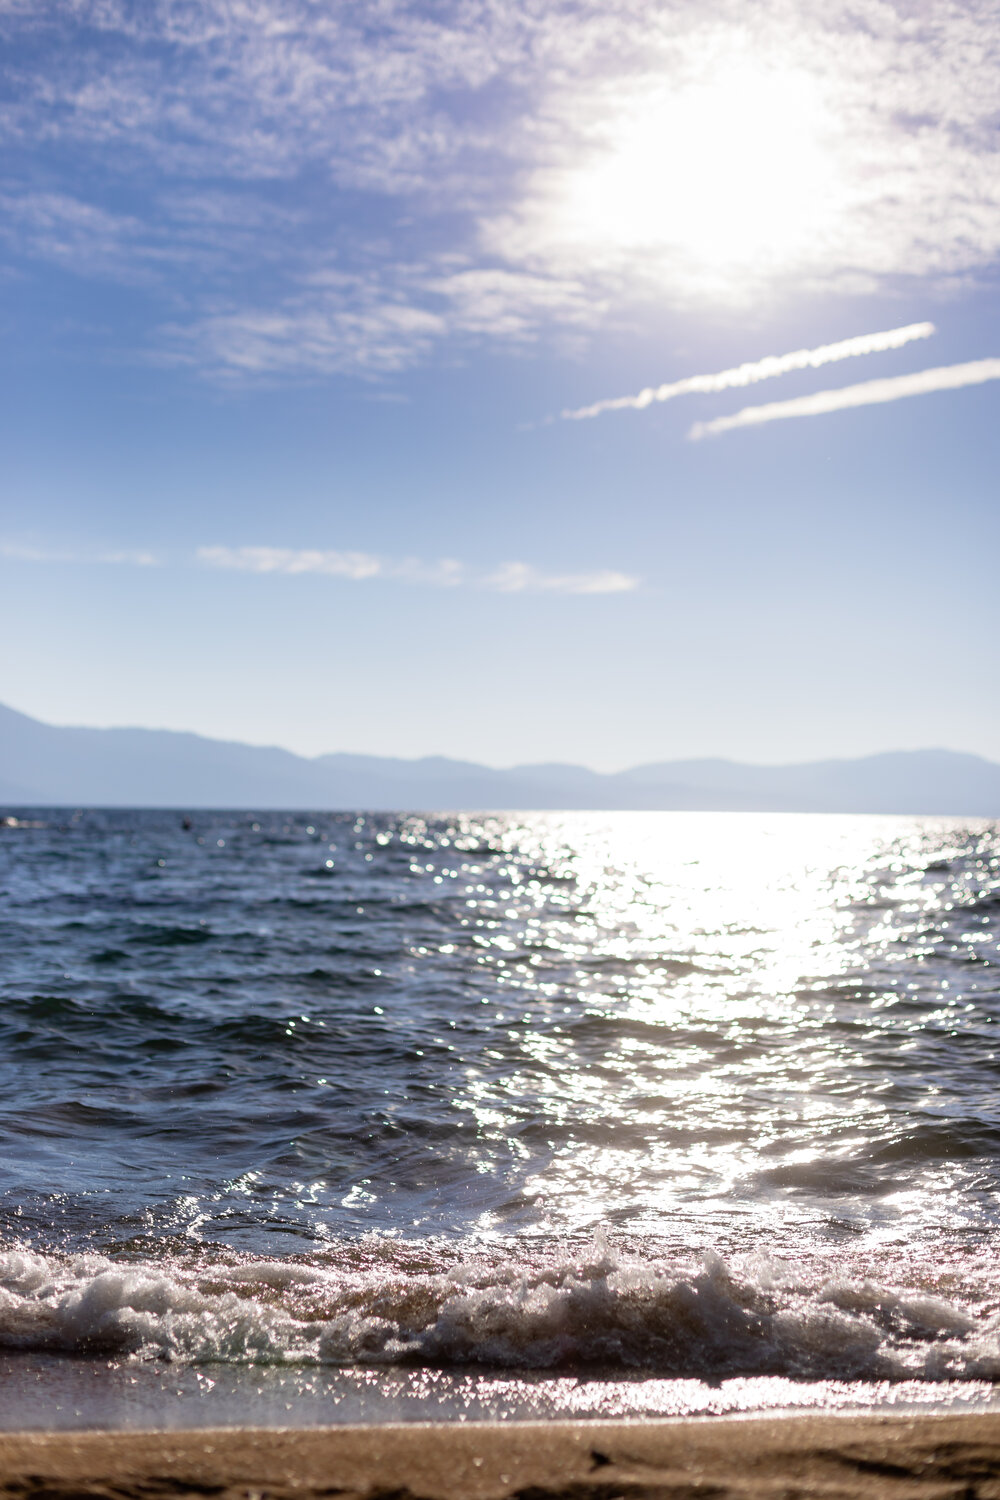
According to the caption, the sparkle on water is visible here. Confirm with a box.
[1,809,997,1247]
[1,809,1000,1404]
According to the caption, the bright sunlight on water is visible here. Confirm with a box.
[2,810,1000,1412]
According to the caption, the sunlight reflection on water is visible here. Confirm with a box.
[448,813,999,1240]
[0,809,997,1250]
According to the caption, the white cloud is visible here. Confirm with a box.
[483,561,637,595]
[0,1,519,185]
[0,541,158,565]
[1,538,635,594]
[4,2,1000,376]
[196,545,383,580]
[172,297,446,379]
[0,185,303,288]
[425,268,600,340]
[197,545,638,595]
[2,538,638,594]
[561,322,935,421]
[0,192,151,281]
[485,4,1000,306]
[168,263,601,379]
[689,358,1000,439]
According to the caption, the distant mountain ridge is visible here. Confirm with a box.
[1,701,999,814]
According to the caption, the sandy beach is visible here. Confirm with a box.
[4,1414,1000,1500]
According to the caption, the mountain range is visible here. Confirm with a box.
[1,700,999,814]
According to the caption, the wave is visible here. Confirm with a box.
[1,1235,997,1381]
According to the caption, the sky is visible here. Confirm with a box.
[1,0,999,771]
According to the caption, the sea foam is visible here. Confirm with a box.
[1,1237,998,1381]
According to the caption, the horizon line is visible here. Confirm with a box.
[1,699,995,776]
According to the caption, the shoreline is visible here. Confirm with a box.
[4,1413,1000,1498]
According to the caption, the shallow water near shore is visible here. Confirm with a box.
[4,1351,1000,1431]
[1,808,999,1422]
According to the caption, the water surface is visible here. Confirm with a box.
[1,809,999,1414]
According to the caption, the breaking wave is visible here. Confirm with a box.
[2,1234,998,1382]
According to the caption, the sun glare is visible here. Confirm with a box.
[529,59,845,291]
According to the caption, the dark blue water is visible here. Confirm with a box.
[2,808,1000,1388]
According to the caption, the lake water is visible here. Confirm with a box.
[2,808,999,1426]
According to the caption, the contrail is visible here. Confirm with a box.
[689,357,1000,440]
[560,322,936,422]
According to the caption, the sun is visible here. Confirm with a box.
[507,57,847,294]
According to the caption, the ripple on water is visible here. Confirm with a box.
[0,809,997,1256]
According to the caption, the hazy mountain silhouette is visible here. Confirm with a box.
[2,700,999,814]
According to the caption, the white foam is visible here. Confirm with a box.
[1,1239,997,1379]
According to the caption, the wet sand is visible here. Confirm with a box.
[4,1413,1000,1499]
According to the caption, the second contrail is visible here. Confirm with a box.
[560,321,936,422]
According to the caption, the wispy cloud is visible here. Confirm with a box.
[166,265,597,380]
[0,542,158,565]
[425,268,600,341]
[197,546,389,581]
[0,192,153,282]
[171,297,447,379]
[689,358,1000,440]
[481,561,636,595]
[1,539,634,593]
[5,4,1000,377]
[561,323,936,422]
[196,545,637,595]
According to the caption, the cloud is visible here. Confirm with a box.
[485,4,1000,306]
[0,2,512,184]
[0,541,158,565]
[689,358,1000,440]
[561,322,936,421]
[0,192,152,281]
[197,546,384,580]
[0,185,304,289]
[482,561,636,594]
[197,545,637,595]
[168,265,600,380]
[1,539,635,594]
[4,2,1000,376]
[425,268,600,340]
[171,297,447,379]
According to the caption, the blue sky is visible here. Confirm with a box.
[2,0,999,769]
